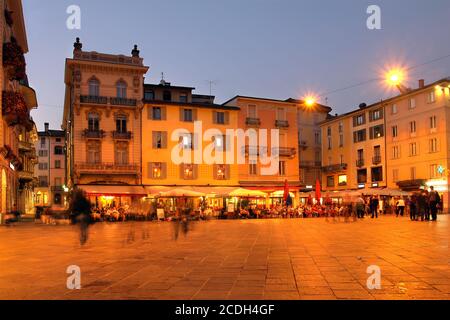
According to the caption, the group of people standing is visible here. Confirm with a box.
[354,187,441,221]
[407,186,440,221]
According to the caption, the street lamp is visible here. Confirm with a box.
[303,95,317,108]
[385,68,409,94]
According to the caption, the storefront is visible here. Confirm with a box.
[78,185,147,210]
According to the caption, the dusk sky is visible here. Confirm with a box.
[23,0,450,131]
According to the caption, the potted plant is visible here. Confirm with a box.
[2,91,28,126]
[2,38,26,81]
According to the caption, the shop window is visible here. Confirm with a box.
[338,175,347,186]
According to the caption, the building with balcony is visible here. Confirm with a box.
[34,123,66,212]
[62,39,149,207]
[321,101,387,191]
[222,96,304,205]
[1,0,38,221]
[142,80,240,209]
[385,78,450,211]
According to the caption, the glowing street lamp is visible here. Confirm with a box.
[303,95,317,107]
[385,68,409,94]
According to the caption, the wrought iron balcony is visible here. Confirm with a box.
[245,117,261,126]
[356,159,365,167]
[112,131,132,140]
[75,162,140,175]
[322,163,347,173]
[18,170,34,182]
[80,95,108,104]
[18,140,33,152]
[372,155,382,165]
[110,97,137,106]
[273,147,297,157]
[275,120,289,128]
[51,186,65,192]
[83,129,105,139]
[241,145,268,157]
[299,161,322,168]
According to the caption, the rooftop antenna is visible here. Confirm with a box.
[325,97,328,105]
[206,80,217,103]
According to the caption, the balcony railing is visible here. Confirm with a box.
[322,163,347,173]
[245,117,261,126]
[18,170,34,182]
[112,131,132,140]
[75,162,140,175]
[242,145,268,157]
[80,95,108,104]
[299,161,322,168]
[372,155,382,165]
[83,129,105,139]
[110,97,137,106]
[356,159,365,167]
[275,120,289,128]
[273,147,297,157]
[18,140,33,151]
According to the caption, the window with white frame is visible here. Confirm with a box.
[409,98,416,109]
[392,146,400,159]
[392,125,398,138]
[116,80,127,98]
[409,121,416,133]
[427,91,436,103]
[429,138,438,153]
[392,104,397,114]
[409,142,417,156]
[430,116,437,129]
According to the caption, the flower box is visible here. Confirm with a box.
[2,91,28,126]
[2,39,26,81]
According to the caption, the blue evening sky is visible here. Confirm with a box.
[22,0,450,130]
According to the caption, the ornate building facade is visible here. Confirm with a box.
[62,39,149,207]
[1,0,37,221]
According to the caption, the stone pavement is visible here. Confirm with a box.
[0,215,448,300]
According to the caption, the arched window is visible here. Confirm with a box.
[88,78,100,96]
[116,80,127,98]
[88,113,100,132]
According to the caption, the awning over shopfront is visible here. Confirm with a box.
[157,188,206,198]
[78,185,147,196]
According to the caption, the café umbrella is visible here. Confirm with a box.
[315,179,322,202]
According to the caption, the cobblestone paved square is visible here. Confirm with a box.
[0,216,448,300]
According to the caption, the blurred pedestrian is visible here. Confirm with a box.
[69,189,93,245]
[356,196,365,219]
[396,197,405,217]
[370,196,379,219]
[428,186,440,221]
[409,193,418,221]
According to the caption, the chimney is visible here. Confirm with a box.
[44,123,49,132]
[418,79,425,88]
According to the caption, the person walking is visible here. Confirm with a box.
[428,186,440,221]
[370,196,379,219]
[396,197,405,217]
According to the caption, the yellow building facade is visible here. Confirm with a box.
[63,39,149,207]
[141,82,241,190]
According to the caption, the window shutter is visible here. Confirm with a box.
[353,117,357,127]
[161,107,167,120]
[147,107,153,120]
[179,108,184,121]
[152,131,157,149]
[162,132,168,149]
[180,164,185,179]
[225,164,230,180]
[222,134,227,152]
[161,162,167,179]
[212,111,217,124]
[213,164,218,180]
[193,164,198,179]
[353,132,357,143]
[224,112,230,125]
[369,127,374,140]
[192,133,198,150]
[369,112,373,122]
[147,162,153,179]
[193,109,198,121]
